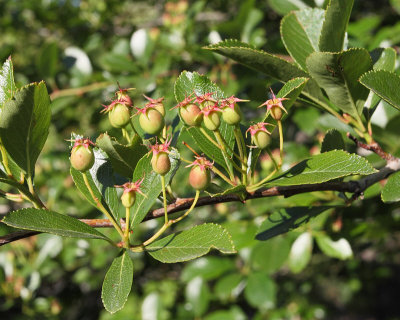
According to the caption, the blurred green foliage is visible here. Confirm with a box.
[1,0,400,319]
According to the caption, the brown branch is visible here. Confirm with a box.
[347,133,394,161]
[1,158,399,247]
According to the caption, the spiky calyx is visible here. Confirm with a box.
[70,138,95,172]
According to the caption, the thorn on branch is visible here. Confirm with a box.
[347,133,394,161]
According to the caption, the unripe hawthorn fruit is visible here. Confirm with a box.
[108,103,131,128]
[180,103,203,127]
[152,152,171,176]
[253,130,271,149]
[270,105,283,121]
[222,104,242,125]
[70,145,95,172]
[139,108,165,135]
[200,100,215,109]
[189,166,211,190]
[203,112,221,131]
[121,190,136,208]
[152,103,165,116]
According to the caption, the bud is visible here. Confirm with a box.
[137,106,165,135]
[247,123,273,149]
[108,102,131,128]
[186,156,213,191]
[115,179,145,208]
[201,104,222,131]
[149,138,172,176]
[258,88,288,121]
[221,96,247,125]
[143,95,165,116]
[70,138,95,172]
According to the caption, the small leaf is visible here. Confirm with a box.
[306,49,372,119]
[2,208,112,242]
[266,150,376,187]
[320,129,345,153]
[315,235,353,260]
[256,206,336,241]
[96,133,147,178]
[0,56,17,107]
[281,8,325,70]
[244,272,276,310]
[0,82,51,177]
[360,70,400,111]
[382,171,400,203]
[131,148,180,226]
[102,251,133,314]
[288,232,313,273]
[318,0,354,52]
[174,71,234,171]
[147,223,236,263]
[71,147,121,220]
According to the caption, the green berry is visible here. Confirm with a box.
[121,191,136,208]
[189,166,211,190]
[203,112,221,131]
[108,103,131,128]
[253,131,270,149]
[139,108,165,135]
[70,145,95,172]
[151,152,171,175]
[270,105,283,121]
[180,103,203,127]
[222,104,242,125]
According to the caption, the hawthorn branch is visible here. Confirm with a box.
[1,157,399,247]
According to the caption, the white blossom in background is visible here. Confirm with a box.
[130,29,148,59]
[64,47,92,75]
[208,30,222,45]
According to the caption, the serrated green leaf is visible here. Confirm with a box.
[320,129,345,153]
[204,40,327,110]
[2,208,112,242]
[281,8,325,70]
[318,0,354,52]
[360,70,400,111]
[205,40,307,82]
[131,148,180,226]
[96,133,147,178]
[102,251,133,314]
[174,71,234,170]
[0,56,16,107]
[0,82,51,177]
[256,206,337,241]
[266,150,376,187]
[71,147,121,220]
[244,272,276,310]
[315,235,353,260]
[147,223,236,263]
[306,49,372,119]
[366,48,397,113]
[268,0,311,16]
[288,232,313,273]
[382,171,400,203]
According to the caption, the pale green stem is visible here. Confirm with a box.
[214,130,235,180]
[0,141,12,177]
[124,207,131,247]
[122,128,131,144]
[277,120,284,168]
[234,126,248,185]
[161,175,168,224]
[266,148,279,171]
[171,190,200,223]
[129,119,137,135]
[247,169,277,192]
[82,172,124,239]
[212,166,236,186]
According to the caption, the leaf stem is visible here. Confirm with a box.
[124,207,131,247]
[0,141,12,177]
[214,130,235,180]
[277,120,284,168]
[122,128,131,144]
[247,169,277,192]
[211,166,236,186]
[82,171,124,239]
[161,175,168,224]
[171,190,200,223]
[234,125,248,185]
